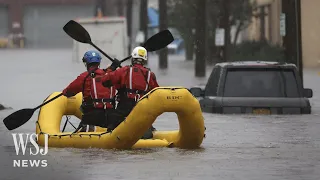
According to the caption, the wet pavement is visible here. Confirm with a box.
[0,49,320,180]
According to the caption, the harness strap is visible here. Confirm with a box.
[81,67,115,109]
[91,98,115,103]
[124,88,147,94]
[137,68,151,91]
[127,66,151,94]
[83,98,115,106]
[81,67,99,99]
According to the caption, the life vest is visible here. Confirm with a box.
[123,65,151,100]
[82,68,115,109]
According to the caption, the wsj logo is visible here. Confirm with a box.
[166,96,182,100]
[12,133,49,168]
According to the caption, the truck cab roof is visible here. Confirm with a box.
[215,61,297,68]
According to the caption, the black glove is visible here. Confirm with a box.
[110,58,121,71]
[63,91,75,98]
[62,89,75,97]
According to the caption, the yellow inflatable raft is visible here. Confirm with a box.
[36,87,205,149]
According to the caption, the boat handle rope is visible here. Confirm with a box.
[36,120,110,139]
[62,115,77,132]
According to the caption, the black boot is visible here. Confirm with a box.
[141,127,154,139]
[80,124,95,132]
[106,124,115,133]
[150,125,156,131]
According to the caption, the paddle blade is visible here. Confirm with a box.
[63,20,91,43]
[143,29,174,52]
[3,108,35,130]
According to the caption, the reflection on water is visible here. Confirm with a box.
[0,50,320,180]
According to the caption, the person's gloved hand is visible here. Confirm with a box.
[110,58,121,71]
[62,89,75,98]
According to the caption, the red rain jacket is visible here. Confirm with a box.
[62,66,116,109]
[102,64,159,100]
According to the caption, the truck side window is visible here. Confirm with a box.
[283,69,299,97]
[205,66,221,96]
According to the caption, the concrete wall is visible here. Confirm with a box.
[301,0,320,68]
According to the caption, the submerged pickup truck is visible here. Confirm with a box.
[189,61,313,114]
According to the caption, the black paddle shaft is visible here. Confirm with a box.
[34,93,64,110]
[89,42,114,62]
[120,56,131,63]
[120,29,174,62]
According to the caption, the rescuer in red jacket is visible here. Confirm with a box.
[102,46,159,138]
[62,50,117,133]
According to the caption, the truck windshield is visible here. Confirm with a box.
[223,68,300,97]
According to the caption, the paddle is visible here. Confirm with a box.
[3,93,63,131]
[3,22,174,131]
[120,29,174,63]
[63,20,174,63]
[63,20,114,62]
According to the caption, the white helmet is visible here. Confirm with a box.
[131,46,147,61]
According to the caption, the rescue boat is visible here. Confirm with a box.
[36,87,205,149]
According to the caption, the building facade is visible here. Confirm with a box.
[245,0,282,45]
[0,0,95,48]
[245,0,320,68]
[300,0,320,68]
[0,0,143,50]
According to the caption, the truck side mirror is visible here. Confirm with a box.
[303,88,313,98]
[189,87,204,97]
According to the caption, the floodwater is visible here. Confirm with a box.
[0,49,320,180]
